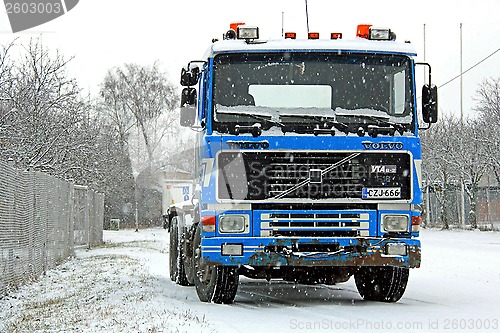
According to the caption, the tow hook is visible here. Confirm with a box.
[281,247,293,256]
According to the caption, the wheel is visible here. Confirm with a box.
[354,266,409,303]
[169,215,191,286]
[193,226,239,304]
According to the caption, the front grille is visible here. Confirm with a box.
[267,230,358,237]
[259,212,371,237]
[217,151,411,201]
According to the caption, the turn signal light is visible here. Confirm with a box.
[412,216,422,226]
[202,215,216,232]
[285,32,297,39]
[412,216,422,233]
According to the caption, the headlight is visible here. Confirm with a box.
[219,214,249,233]
[382,214,409,232]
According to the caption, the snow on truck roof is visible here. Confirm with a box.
[205,38,418,58]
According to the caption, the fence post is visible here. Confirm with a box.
[68,183,75,255]
[86,187,91,250]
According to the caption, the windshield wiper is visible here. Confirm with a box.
[220,111,286,137]
[336,114,409,137]
[279,115,350,136]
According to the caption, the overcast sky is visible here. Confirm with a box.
[0,0,499,118]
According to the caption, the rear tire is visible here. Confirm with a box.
[354,266,409,303]
[169,215,191,286]
[193,227,239,304]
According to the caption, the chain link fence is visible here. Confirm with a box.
[0,159,104,296]
[422,186,500,230]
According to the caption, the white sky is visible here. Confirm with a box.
[0,0,499,118]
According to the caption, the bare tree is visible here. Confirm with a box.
[0,38,89,177]
[421,115,462,229]
[474,77,500,184]
[99,62,179,170]
[99,62,180,227]
[0,40,16,142]
[0,38,140,226]
[459,118,490,228]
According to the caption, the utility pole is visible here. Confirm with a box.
[460,23,463,125]
[423,24,427,83]
[459,23,466,228]
[281,12,284,38]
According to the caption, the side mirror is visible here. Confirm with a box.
[422,84,438,123]
[180,61,205,86]
[180,66,200,86]
[180,87,197,127]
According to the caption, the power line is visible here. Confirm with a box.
[438,48,500,89]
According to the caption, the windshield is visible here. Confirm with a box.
[212,52,414,135]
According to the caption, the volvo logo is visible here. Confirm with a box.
[362,141,404,150]
[227,141,270,149]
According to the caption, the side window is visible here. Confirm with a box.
[392,70,406,115]
[199,70,207,121]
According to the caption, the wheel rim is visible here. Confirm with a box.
[195,246,213,286]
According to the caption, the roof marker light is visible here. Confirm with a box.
[331,32,342,40]
[285,32,297,39]
[308,32,319,39]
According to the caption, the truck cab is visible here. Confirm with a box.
[169,23,438,304]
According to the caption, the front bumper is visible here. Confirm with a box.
[201,237,421,268]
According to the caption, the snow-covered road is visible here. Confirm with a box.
[1,228,499,333]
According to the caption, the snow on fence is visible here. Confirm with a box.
[0,159,104,296]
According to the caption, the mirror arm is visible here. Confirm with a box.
[415,62,432,86]
[187,60,207,72]
[187,60,207,88]
[418,122,432,131]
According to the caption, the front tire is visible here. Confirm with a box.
[354,266,409,303]
[169,215,191,286]
[193,227,239,304]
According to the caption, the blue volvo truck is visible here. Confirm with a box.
[168,23,438,304]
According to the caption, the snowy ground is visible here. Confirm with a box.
[1,228,499,333]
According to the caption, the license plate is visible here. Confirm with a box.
[362,187,401,199]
